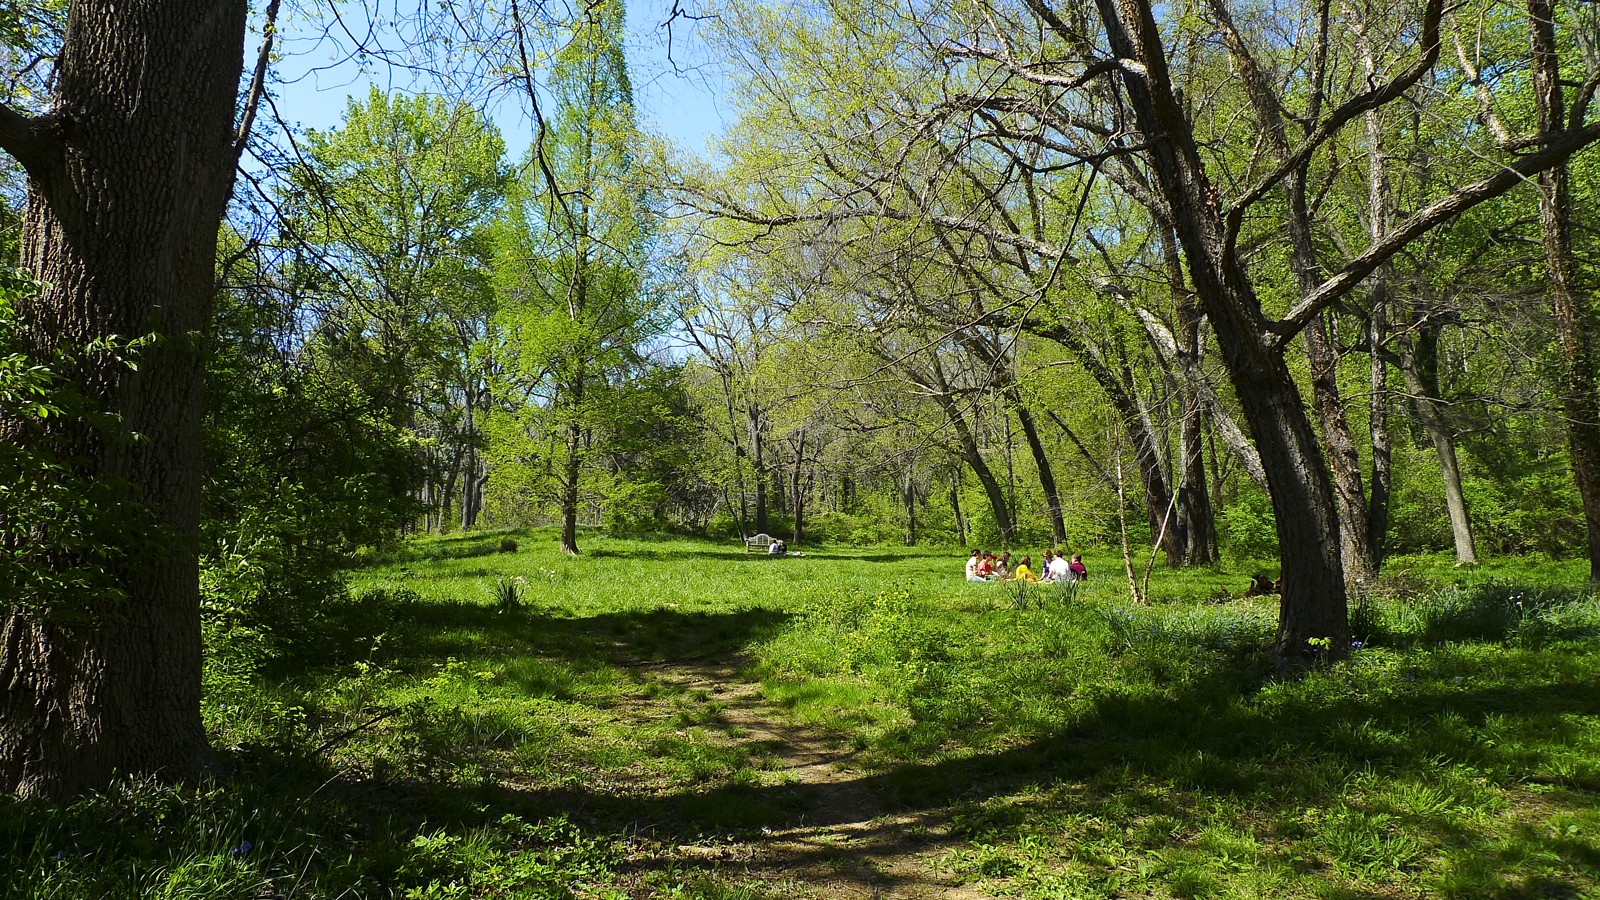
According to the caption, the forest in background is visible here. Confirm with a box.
[4,0,1600,798]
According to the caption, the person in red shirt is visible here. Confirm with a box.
[1068,554,1088,581]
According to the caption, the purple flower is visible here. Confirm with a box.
[1350,641,1364,650]
[230,841,253,859]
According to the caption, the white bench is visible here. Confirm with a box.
[744,533,775,553]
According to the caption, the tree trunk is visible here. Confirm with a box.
[1530,0,1600,585]
[903,471,918,545]
[440,442,462,534]
[559,359,586,555]
[0,0,250,798]
[749,405,768,535]
[1174,287,1218,564]
[461,391,478,531]
[1014,401,1067,545]
[1366,296,1392,572]
[1032,322,1182,562]
[932,391,1015,543]
[950,471,968,547]
[791,429,806,546]
[1097,0,1350,657]
[1206,0,1376,589]
[1305,315,1378,586]
[1396,323,1477,564]
[1360,48,1395,573]
[1178,390,1216,565]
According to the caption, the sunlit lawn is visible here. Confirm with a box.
[4,529,1598,898]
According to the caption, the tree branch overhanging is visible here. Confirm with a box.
[1273,122,1600,347]
[1223,0,1444,226]
[0,102,64,191]
[232,0,284,167]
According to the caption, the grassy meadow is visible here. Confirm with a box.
[4,531,1600,898]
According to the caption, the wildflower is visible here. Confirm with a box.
[230,840,253,859]
[1350,641,1363,650]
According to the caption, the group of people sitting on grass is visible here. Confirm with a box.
[964,549,1086,584]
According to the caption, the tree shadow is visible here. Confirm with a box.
[585,546,753,561]
[237,664,1600,896]
[245,581,1600,895]
[280,596,795,676]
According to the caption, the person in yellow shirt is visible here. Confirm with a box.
[1010,555,1041,583]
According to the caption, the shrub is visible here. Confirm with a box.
[1219,489,1278,559]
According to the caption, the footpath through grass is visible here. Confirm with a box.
[3,532,1599,898]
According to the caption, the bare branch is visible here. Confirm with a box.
[0,101,62,187]
[944,43,1120,92]
[1225,0,1444,219]
[1274,122,1600,347]
[233,0,283,166]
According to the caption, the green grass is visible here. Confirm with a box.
[4,530,1599,898]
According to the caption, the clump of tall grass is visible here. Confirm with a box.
[490,575,527,613]
[1352,579,1600,648]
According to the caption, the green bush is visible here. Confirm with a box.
[1218,489,1279,559]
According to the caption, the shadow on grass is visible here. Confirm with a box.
[585,546,753,562]
[356,532,510,565]
[273,595,796,677]
[241,582,1600,896]
[236,659,1600,897]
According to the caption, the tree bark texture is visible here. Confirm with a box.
[0,0,250,798]
[1305,315,1378,586]
[1360,49,1395,573]
[559,358,586,555]
[902,471,919,546]
[1175,289,1218,564]
[950,471,967,547]
[1206,0,1381,588]
[1367,301,1392,571]
[1529,0,1600,584]
[1097,0,1350,656]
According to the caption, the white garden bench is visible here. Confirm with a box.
[743,533,775,553]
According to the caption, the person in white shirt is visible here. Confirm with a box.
[1047,552,1072,583]
[965,549,985,582]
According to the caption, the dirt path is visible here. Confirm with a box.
[639,663,990,899]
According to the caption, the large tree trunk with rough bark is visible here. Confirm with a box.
[1305,316,1378,587]
[1367,301,1392,571]
[1173,284,1218,564]
[1097,0,1350,657]
[0,0,250,798]
[1529,0,1600,585]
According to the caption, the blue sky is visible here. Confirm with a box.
[267,0,731,160]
